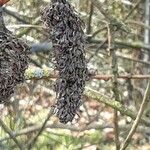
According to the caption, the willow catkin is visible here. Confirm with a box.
[0,7,29,103]
[42,0,88,124]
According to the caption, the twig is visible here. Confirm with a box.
[17,17,40,38]
[125,0,143,20]
[29,39,150,54]
[109,27,120,149]
[89,49,150,66]
[117,54,150,66]
[89,38,150,51]
[25,68,150,81]
[86,2,94,34]
[3,7,29,24]
[0,86,150,143]
[106,22,111,52]
[126,20,150,30]
[0,122,149,143]
[87,38,108,61]
[85,87,150,127]
[27,108,54,150]
[120,81,150,150]
[89,27,107,38]
[0,118,23,150]
[0,123,118,142]
[91,0,130,33]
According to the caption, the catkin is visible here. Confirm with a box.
[42,0,88,124]
[0,8,29,103]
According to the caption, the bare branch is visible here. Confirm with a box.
[27,108,54,150]
[25,68,150,81]
[120,81,150,150]
[85,87,150,127]
[0,118,23,150]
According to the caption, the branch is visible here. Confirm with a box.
[91,0,130,32]
[27,108,54,150]
[120,81,150,150]
[89,38,150,51]
[17,17,40,38]
[0,118,23,150]
[30,38,149,55]
[86,2,94,34]
[85,87,150,127]
[0,122,150,143]
[29,38,150,54]
[3,7,29,24]
[110,28,120,149]
[125,0,143,20]
[0,123,112,142]
[0,88,150,143]
[25,68,150,81]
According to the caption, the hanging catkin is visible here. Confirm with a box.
[0,7,29,103]
[42,0,88,124]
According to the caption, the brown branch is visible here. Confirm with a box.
[120,81,150,150]
[25,68,150,81]
[0,0,10,6]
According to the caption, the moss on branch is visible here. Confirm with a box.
[85,87,150,127]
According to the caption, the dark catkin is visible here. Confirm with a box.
[42,0,88,124]
[0,7,29,103]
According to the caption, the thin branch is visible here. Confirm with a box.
[30,42,150,66]
[0,88,150,143]
[25,68,150,81]
[3,7,29,24]
[89,49,150,66]
[120,81,150,150]
[89,38,150,51]
[85,87,150,127]
[86,2,94,34]
[0,118,23,150]
[125,0,143,20]
[0,123,117,142]
[17,17,40,38]
[89,27,107,38]
[126,20,150,30]
[30,38,150,54]
[117,54,150,66]
[27,108,54,150]
[88,38,108,61]
[109,26,120,150]
[0,121,150,143]
[91,0,130,32]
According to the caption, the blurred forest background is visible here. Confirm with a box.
[1,0,150,149]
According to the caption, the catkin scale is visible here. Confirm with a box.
[42,0,88,124]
